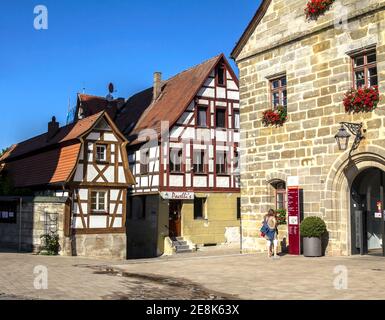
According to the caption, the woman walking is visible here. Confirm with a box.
[261,209,279,258]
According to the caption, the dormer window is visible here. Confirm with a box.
[217,65,226,86]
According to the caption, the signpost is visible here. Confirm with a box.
[287,176,301,255]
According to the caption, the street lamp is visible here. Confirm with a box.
[335,122,365,157]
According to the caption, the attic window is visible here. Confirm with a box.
[217,65,225,86]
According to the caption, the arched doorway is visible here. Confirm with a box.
[350,168,385,256]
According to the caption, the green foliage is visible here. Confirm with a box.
[40,234,60,255]
[276,209,287,225]
[300,216,327,238]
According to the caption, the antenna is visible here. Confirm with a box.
[106,82,115,101]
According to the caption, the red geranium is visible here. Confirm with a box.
[262,106,287,127]
[305,0,335,20]
[343,86,380,113]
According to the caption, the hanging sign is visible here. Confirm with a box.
[287,176,301,255]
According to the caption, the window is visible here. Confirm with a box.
[273,181,286,210]
[96,144,107,162]
[237,198,241,220]
[270,76,287,110]
[0,202,17,224]
[352,50,377,88]
[216,151,227,175]
[91,191,107,213]
[140,149,149,174]
[194,197,206,219]
[234,110,240,130]
[170,148,182,173]
[193,150,206,174]
[216,109,226,128]
[197,107,208,127]
[217,65,225,86]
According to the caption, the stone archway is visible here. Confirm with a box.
[322,146,385,256]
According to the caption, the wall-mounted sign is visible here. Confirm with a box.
[160,192,194,200]
[375,201,383,219]
[287,176,301,256]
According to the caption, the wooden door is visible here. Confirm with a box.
[169,200,182,238]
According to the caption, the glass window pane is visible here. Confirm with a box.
[369,76,378,87]
[216,109,226,128]
[198,108,207,127]
[281,77,287,87]
[272,92,280,107]
[354,56,364,67]
[355,71,365,88]
[234,112,240,129]
[367,53,376,64]
[282,90,287,106]
[368,67,377,77]
[272,80,279,89]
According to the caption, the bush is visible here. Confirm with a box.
[40,234,60,255]
[300,216,327,238]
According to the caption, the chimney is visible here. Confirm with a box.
[153,72,162,101]
[47,116,59,141]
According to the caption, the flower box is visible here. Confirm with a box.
[343,86,380,113]
[305,0,335,20]
[262,106,287,127]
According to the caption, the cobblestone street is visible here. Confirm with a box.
[0,250,385,300]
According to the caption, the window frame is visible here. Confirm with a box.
[197,106,209,128]
[216,64,226,87]
[272,181,286,211]
[140,149,150,175]
[233,110,240,130]
[90,190,108,214]
[215,107,227,129]
[193,150,206,174]
[269,76,287,110]
[169,148,183,174]
[216,150,228,175]
[95,143,108,163]
[351,49,377,89]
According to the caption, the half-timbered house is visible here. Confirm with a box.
[0,111,134,258]
[75,54,241,257]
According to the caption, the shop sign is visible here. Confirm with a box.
[160,192,194,200]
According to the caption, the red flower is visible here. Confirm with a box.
[343,86,380,114]
[305,0,335,20]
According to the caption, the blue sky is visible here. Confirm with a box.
[0,0,260,149]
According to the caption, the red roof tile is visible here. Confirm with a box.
[5,143,81,188]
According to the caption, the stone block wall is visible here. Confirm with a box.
[235,0,385,255]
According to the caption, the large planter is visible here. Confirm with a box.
[303,237,322,257]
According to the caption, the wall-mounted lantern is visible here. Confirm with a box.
[335,122,365,157]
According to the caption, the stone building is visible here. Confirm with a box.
[231,0,385,256]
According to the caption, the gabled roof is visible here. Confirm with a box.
[231,0,272,60]
[0,112,104,162]
[77,94,122,120]
[127,54,225,143]
[0,112,120,188]
[75,54,233,145]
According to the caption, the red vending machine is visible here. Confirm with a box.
[287,176,301,255]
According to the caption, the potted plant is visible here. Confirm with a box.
[343,86,380,113]
[305,0,335,21]
[300,216,327,257]
[262,105,287,127]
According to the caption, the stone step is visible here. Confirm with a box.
[175,245,190,251]
[173,240,188,246]
[176,248,193,253]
